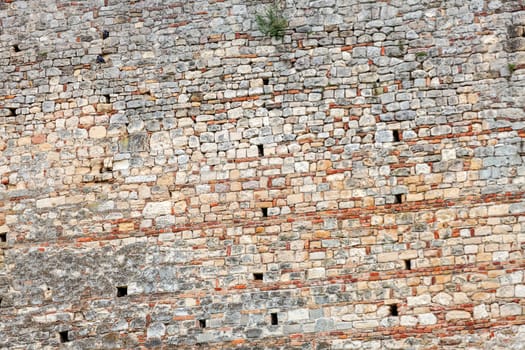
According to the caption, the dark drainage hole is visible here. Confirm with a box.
[59,330,69,343]
[404,259,412,270]
[261,207,268,217]
[253,273,263,281]
[270,313,278,325]
[0,233,6,242]
[394,194,404,204]
[389,304,399,316]
[8,108,16,116]
[13,44,21,52]
[262,77,269,85]
[116,286,127,297]
[198,319,206,328]
[104,94,111,102]
[258,144,264,157]
[392,129,400,142]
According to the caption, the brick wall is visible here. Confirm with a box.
[1,0,525,348]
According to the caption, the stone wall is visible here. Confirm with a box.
[1,0,525,348]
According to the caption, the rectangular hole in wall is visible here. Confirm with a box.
[270,313,278,325]
[198,319,206,328]
[258,144,264,157]
[389,304,399,316]
[116,286,127,297]
[404,259,411,270]
[253,273,263,281]
[13,44,20,52]
[392,129,400,142]
[262,77,269,85]
[59,330,69,343]
[104,94,111,103]
[8,108,16,116]
[261,207,268,217]
[0,233,6,242]
[394,194,403,204]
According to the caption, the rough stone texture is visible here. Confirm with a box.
[1,0,525,349]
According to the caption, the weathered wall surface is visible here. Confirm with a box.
[1,0,525,348]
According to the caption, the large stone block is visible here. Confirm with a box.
[142,201,172,218]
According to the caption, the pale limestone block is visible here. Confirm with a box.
[453,292,470,304]
[407,294,431,307]
[493,251,509,262]
[89,126,106,139]
[445,310,471,321]
[307,267,326,279]
[500,303,521,317]
[36,196,66,209]
[432,292,452,306]
[228,107,243,119]
[496,286,514,298]
[418,313,437,325]
[415,163,430,174]
[516,285,525,297]
[353,320,379,329]
[473,304,489,319]
[443,188,459,198]
[288,308,309,321]
[442,148,456,161]
[142,201,172,218]
[377,252,399,262]
[488,204,510,216]
[173,201,187,214]
[400,315,418,326]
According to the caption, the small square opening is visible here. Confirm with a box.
[261,207,268,217]
[198,319,206,328]
[392,129,400,142]
[270,313,278,325]
[404,259,411,270]
[253,273,264,281]
[262,77,270,85]
[0,233,6,243]
[59,330,69,343]
[103,30,109,39]
[13,44,21,52]
[8,108,16,116]
[389,304,399,316]
[104,94,111,103]
[394,194,403,204]
[257,144,264,157]
[116,286,127,297]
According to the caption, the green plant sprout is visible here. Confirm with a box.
[255,4,288,39]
